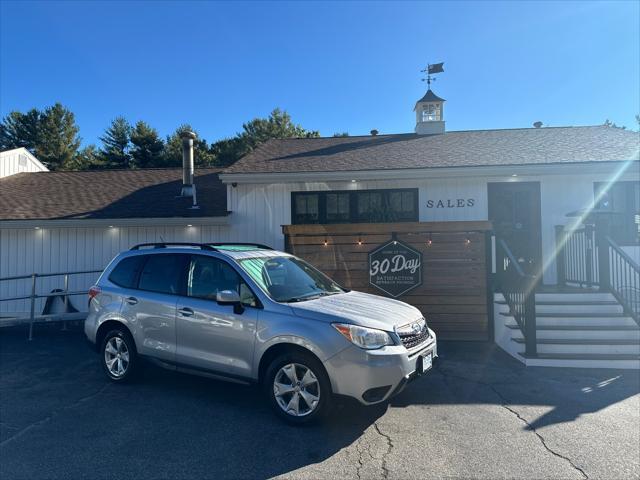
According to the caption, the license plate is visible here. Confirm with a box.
[418,352,432,374]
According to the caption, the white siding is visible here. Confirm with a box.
[0,148,48,178]
[0,224,233,314]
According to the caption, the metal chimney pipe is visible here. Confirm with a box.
[180,131,196,198]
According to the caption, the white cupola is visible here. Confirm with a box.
[414,89,445,135]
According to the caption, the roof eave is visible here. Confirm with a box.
[0,215,230,230]
[219,160,640,184]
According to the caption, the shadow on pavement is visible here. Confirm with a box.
[0,324,638,479]
[0,325,385,479]
[391,341,640,432]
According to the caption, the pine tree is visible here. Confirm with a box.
[37,103,81,170]
[64,144,102,170]
[240,108,319,151]
[208,108,320,167]
[162,124,214,167]
[0,109,42,152]
[130,121,164,168]
[99,117,132,168]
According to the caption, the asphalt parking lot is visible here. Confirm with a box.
[1,324,638,480]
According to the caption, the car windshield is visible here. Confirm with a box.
[237,255,345,302]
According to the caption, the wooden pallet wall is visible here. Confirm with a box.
[282,222,492,341]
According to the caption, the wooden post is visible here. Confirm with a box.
[485,231,495,342]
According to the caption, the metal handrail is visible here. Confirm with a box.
[0,270,103,282]
[0,269,103,339]
[606,236,640,274]
[606,236,639,324]
[494,235,537,357]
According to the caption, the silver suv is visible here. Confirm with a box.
[85,243,437,423]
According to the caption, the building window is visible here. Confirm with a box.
[326,193,350,223]
[594,181,640,245]
[422,104,440,122]
[291,188,418,225]
[293,193,319,224]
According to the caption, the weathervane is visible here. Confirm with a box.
[421,62,444,87]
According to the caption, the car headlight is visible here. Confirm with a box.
[332,323,394,350]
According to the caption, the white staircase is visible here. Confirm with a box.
[494,291,640,369]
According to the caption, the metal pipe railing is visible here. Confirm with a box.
[0,269,103,339]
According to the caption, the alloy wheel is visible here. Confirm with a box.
[273,363,321,417]
[104,336,130,378]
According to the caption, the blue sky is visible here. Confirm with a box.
[1,1,638,146]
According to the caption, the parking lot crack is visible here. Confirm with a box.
[354,435,366,480]
[0,383,110,448]
[373,421,394,479]
[435,367,588,480]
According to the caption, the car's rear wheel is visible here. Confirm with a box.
[100,328,137,382]
[265,351,332,424]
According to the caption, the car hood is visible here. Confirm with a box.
[290,291,423,331]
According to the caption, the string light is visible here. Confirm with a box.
[465,237,471,245]
[323,238,328,246]
[427,233,433,247]
[357,235,363,246]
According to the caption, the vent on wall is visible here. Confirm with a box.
[18,155,27,166]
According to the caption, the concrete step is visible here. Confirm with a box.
[535,303,623,314]
[512,338,640,355]
[501,312,637,327]
[507,325,640,340]
[534,292,615,302]
[518,352,640,369]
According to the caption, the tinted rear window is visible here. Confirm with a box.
[108,256,145,288]
[138,254,185,295]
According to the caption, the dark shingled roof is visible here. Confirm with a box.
[416,89,445,103]
[223,126,640,175]
[0,167,227,221]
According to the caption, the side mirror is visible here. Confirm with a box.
[216,289,241,305]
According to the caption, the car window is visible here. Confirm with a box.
[108,255,145,289]
[138,254,185,295]
[188,255,258,307]
[238,255,344,302]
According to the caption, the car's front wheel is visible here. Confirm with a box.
[265,351,332,424]
[100,328,138,382]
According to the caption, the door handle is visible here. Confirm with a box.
[178,307,194,317]
[125,296,138,305]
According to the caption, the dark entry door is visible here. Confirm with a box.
[488,182,542,277]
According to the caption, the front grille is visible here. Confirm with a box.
[397,320,430,350]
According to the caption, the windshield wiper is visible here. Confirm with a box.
[282,292,329,303]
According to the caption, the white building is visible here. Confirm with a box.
[0,147,48,178]
[1,89,638,367]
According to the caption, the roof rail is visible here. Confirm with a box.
[130,242,215,251]
[208,243,274,250]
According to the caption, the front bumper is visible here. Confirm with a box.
[323,328,437,405]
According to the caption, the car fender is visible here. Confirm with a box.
[252,313,350,378]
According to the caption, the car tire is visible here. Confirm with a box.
[100,328,138,383]
[264,350,332,425]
